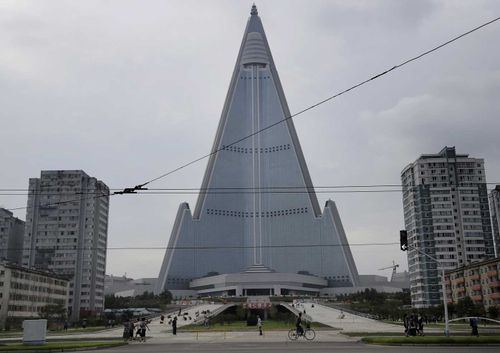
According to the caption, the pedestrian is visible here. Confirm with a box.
[138,317,149,342]
[257,315,263,336]
[123,319,131,341]
[81,319,87,329]
[160,315,164,324]
[172,316,177,335]
[135,318,141,339]
[63,321,68,332]
[128,318,135,340]
[417,315,424,336]
[408,315,416,336]
[403,314,408,337]
[470,317,479,336]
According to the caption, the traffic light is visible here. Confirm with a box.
[400,230,408,251]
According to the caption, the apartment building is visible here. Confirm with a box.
[445,257,500,311]
[490,185,500,257]
[401,147,494,307]
[0,262,69,329]
[22,170,109,320]
[0,208,25,265]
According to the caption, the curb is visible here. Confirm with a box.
[0,342,127,353]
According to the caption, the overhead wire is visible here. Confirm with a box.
[130,15,500,188]
[2,16,500,211]
[1,242,399,252]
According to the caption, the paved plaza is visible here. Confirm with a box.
[290,302,402,333]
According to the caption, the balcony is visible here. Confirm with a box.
[490,292,500,299]
[472,284,482,291]
[471,295,482,302]
[454,278,465,284]
[486,270,498,277]
[489,281,500,288]
[456,287,465,293]
[469,274,480,281]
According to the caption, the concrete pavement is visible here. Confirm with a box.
[79,341,500,353]
[292,302,402,333]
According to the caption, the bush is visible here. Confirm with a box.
[246,314,257,326]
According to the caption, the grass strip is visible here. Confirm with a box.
[362,336,500,345]
[0,340,125,351]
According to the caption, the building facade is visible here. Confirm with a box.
[489,185,500,257]
[156,6,359,294]
[445,257,500,311]
[22,170,109,320]
[0,262,69,329]
[401,147,494,307]
[0,208,25,265]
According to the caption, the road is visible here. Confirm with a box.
[83,341,500,353]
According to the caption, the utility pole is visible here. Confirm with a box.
[400,230,449,336]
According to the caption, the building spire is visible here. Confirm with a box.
[251,3,258,16]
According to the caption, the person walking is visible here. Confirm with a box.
[403,314,408,336]
[417,315,424,336]
[470,317,479,336]
[257,315,263,336]
[134,318,141,340]
[138,318,149,342]
[172,316,177,335]
[123,319,131,341]
[128,318,135,340]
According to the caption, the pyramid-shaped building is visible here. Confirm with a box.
[156,6,359,296]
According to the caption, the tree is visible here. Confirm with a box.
[487,306,499,319]
[159,290,172,304]
[39,304,67,322]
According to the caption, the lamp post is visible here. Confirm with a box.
[410,245,449,337]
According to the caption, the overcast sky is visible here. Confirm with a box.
[1,0,499,279]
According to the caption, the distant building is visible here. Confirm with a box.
[0,208,25,265]
[490,185,500,257]
[401,147,494,308]
[104,275,157,297]
[445,257,500,311]
[390,270,410,289]
[22,170,110,320]
[0,262,69,329]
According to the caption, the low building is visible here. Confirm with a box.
[445,257,500,311]
[0,262,69,329]
[189,265,328,297]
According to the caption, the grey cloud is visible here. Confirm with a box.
[1,0,499,278]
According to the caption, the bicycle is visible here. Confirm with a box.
[288,327,316,341]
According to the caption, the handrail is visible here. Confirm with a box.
[449,316,500,325]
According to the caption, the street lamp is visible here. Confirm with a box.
[400,230,449,336]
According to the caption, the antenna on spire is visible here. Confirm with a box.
[251,3,258,16]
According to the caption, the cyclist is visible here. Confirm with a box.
[296,312,303,336]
